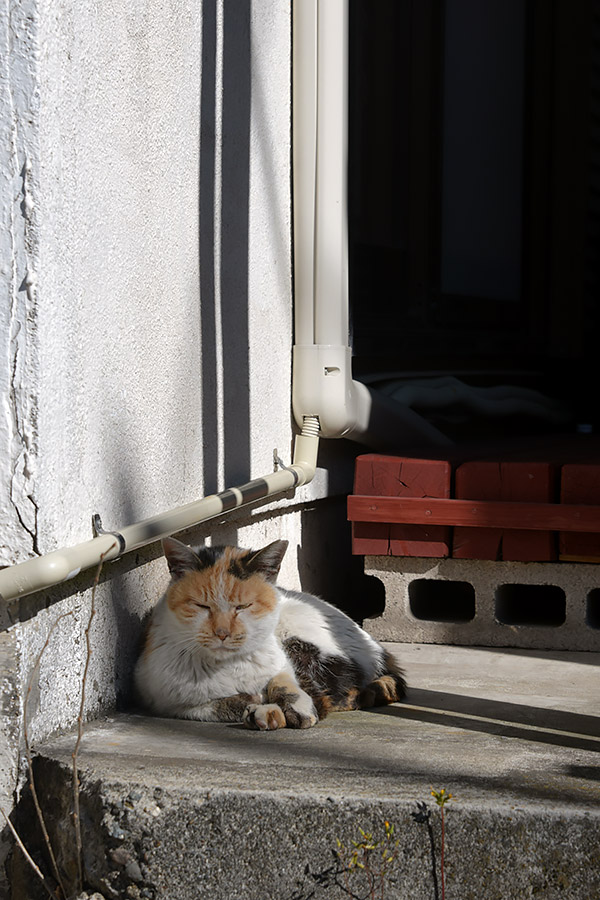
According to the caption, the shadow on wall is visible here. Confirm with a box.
[199,0,252,514]
[297,498,385,624]
[100,2,254,700]
[103,0,255,702]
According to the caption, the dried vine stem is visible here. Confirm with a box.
[0,807,59,900]
[72,544,115,894]
[23,610,75,899]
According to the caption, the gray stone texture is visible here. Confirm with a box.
[12,643,600,899]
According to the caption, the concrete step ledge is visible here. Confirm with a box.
[13,644,600,900]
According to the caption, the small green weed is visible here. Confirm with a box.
[335,820,399,900]
[328,788,456,900]
[430,788,456,900]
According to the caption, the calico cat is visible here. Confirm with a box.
[134,537,406,730]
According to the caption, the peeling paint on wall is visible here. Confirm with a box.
[1,1,41,566]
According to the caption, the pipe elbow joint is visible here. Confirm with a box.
[292,344,369,439]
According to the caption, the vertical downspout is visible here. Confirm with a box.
[292,0,366,438]
[291,0,450,448]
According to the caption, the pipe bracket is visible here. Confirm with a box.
[92,514,126,555]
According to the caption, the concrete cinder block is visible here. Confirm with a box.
[363,556,600,650]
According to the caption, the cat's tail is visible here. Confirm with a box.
[358,649,407,709]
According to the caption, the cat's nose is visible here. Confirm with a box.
[215,627,230,641]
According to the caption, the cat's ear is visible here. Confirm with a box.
[243,539,288,583]
[162,537,201,580]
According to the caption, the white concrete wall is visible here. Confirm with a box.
[0,0,355,889]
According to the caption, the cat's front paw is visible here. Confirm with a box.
[243,703,286,731]
[265,675,319,729]
[282,697,318,729]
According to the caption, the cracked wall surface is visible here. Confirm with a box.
[0,0,41,566]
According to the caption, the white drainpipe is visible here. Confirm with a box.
[0,1,447,604]
[292,0,364,438]
[292,0,450,449]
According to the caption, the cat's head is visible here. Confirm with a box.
[162,537,288,654]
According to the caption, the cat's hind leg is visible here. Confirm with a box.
[359,650,407,709]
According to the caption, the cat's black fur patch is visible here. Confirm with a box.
[284,639,407,715]
[172,542,253,577]
[189,545,269,580]
[193,545,228,569]
[244,540,288,582]
[227,554,253,580]
[283,637,364,712]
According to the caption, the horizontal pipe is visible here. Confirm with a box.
[348,495,600,532]
[0,431,320,604]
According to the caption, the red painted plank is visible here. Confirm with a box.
[352,522,391,556]
[352,455,451,557]
[560,464,600,561]
[347,495,600,532]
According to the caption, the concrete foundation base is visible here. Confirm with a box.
[363,556,600,650]
[14,643,600,900]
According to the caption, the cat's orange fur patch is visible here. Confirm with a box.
[265,671,298,699]
[332,688,361,712]
[167,550,278,626]
[314,695,333,718]
[266,706,286,729]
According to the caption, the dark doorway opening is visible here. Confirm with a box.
[349,0,600,444]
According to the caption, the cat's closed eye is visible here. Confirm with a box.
[235,603,251,611]
[192,601,210,610]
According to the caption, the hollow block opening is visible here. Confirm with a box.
[495,583,566,627]
[586,590,600,629]
[408,579,476,623]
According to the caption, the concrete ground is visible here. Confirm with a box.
[17,644,600,900]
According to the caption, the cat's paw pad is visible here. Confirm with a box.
[243,703,286,731]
